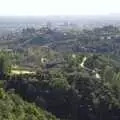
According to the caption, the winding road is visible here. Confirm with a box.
[80,56,101,79]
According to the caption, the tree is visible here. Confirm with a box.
[103,66,115,82]
[0,53,11,78]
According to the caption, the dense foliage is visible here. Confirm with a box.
[0,87,57,120]
[1,25,120,120]
[1,54,120,120]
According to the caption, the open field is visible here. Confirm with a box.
[11,69,36,75]
[11,65,36,75]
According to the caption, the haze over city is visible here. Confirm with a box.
[0,0,120,16]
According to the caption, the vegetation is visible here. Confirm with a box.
[1,25,120,120]
[0,87,57,120]
[1,53,120,120]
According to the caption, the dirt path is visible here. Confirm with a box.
[80,56,101,79]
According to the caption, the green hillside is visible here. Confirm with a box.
[0,88,58,120]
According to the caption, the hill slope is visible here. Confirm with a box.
[0,88,58,120]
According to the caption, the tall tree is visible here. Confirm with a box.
[0,53,11,78]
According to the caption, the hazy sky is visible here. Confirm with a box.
[0,0,120,16]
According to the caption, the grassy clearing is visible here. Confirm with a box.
[11,65,36,75]
[11,70,36,75]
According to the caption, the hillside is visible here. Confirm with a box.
[1,26,120,120]
[1,25,120,55]
[1,53,120,120]
[0,87,57,120]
